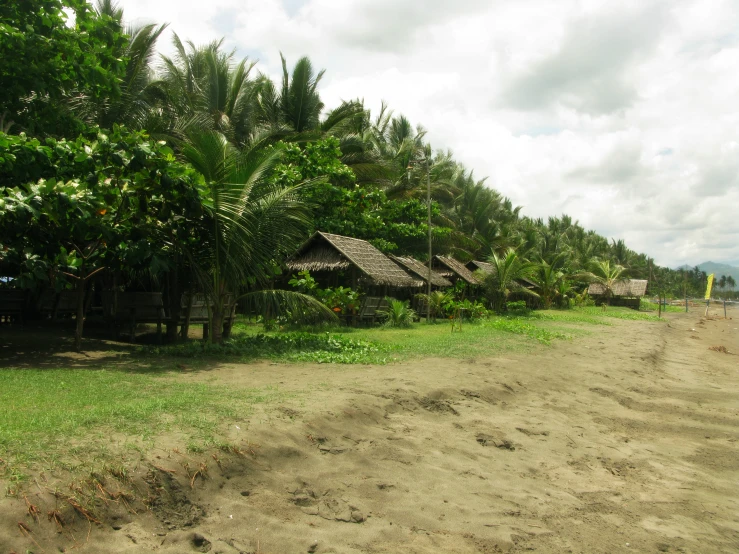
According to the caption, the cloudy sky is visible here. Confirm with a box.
[118,0,739,268]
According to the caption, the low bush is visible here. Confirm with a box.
[505,300,531,316]
[379,299,416,328]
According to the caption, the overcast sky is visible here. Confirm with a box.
[118,0,739,268]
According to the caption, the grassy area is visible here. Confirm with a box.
[0,305,659,483]
[142,312,578,364]
[640,300,685,313]
[0,367,286,480]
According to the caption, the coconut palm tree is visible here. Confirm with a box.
[69,1,168,130]
[582,259,627,308]
[252,54,326,134]
[159,35,258,146]
[483,248,539,312]
[415,290,452,322]
[180,129,335,343]
[533,253,570,309]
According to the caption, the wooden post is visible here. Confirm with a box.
[685,296,688,312]
[724,299,727,319]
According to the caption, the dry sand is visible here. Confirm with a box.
[2,308,738,553]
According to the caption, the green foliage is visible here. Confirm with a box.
[288,270,320,295]
[0,126,203,284]
[142,332,388,364]
[505,300,530,316]
[268,137,450,257]
[483,248,539,312]
[488,317,569,345]
[574,306,662,321]
[379,299,416,328]
[271,138,355,188]
[416,290,452,321]
[0,0,126,135]
[639,299,683,313]
[288,270,360,315]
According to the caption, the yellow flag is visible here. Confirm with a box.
[705,273,714,300]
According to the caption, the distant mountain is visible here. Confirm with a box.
[691,262,739,288]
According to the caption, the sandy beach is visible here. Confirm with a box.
[1,307,737,553]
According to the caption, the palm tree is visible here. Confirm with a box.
[727,275,736,291]
[69,1,168,130]
[718,275,727,292]
[415,290,452,322]
[533,254,570,309]
[582,259,627,308]
[483,249,539,312]
[252,54,326,134]
[180,130,334,343]
[159,35,258,146]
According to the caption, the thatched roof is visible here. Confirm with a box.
[434,255,482,285]
[391,256,452,288]
[288,232,422,287]
[588,279,648,297]
[466,260,494,274]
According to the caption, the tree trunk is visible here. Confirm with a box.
[166,265,181,343]
[74,278,86,352]
[222,298,233,340]
[211,308,224,344]
[181,292,194,340]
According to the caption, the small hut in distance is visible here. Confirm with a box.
[434,255,483,286]
[286,232,422,296]
[587,279,648,309]
[391,256,452,289]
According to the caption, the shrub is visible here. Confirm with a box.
[379,299,416,328]
[505,300,530,316]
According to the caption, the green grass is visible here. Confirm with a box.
[141,331,392,364]
[0,367,285,476]
[576,306,664,321]
[640,300,684,313]
[226,313,573,362]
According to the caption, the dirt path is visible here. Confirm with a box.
[2,309,738,553]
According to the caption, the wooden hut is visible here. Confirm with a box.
[587,279,648,309]
[286,232,422,294]
[433,255,483,286]
[391,256,452,289]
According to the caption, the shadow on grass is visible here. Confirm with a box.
[0,322,216,373]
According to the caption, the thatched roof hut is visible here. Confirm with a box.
[466,260,494,274]
[434,255,482,285]
[588,279,648,297]
[391,256,452,288]
[287,232,422,288]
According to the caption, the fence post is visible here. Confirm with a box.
[685,296,688,312]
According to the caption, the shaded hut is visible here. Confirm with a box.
[434,255,483,286]
[587,279,648,309]
[286,232,422,295]
[391,256,452,289]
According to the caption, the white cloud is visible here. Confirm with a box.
[116,0,739,268]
